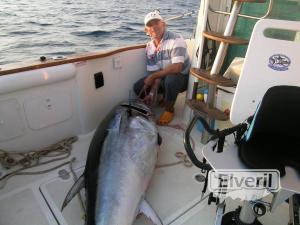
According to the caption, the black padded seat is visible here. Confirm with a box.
[238,86,300,177]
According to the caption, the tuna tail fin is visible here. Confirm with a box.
[61,174,85,211]
[139,199,163,225]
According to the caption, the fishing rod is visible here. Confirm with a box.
[165,11,197,22]
[152,9,197,22]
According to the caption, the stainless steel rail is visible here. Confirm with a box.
[209,0,274,20]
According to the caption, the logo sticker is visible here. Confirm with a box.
[208,169,280,201]
[268,54,291,71]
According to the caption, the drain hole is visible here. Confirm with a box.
[194,174,206,183]
[58,169,70,180]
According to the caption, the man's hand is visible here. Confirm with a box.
[142,79,160,106]
[144,63,184,87]
[143,92,155,105]
[144,74,155,87]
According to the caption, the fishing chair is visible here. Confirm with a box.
[184,19,300,225]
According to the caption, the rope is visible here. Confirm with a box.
[166,193,210,225]
[156,151,193,168]
[0,136,78,189]
[155,123,196,168]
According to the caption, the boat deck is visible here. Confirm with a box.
[0,93,290,225]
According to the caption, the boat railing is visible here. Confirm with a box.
[209,0,274,20]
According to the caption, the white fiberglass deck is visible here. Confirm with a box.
[0,93,290,225]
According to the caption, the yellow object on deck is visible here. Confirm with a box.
[196,93,204,101]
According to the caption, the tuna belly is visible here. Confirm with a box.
[95,160,148,225]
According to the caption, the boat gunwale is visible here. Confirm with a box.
[0,44,146,76]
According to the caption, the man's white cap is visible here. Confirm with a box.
[144,10,163,26]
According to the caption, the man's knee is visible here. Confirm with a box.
[164,75,187,92]
[164,75,179,88]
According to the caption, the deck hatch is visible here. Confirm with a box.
[0,189,50,225]
[23,93,73,130]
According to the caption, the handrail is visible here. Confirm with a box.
[183,114,216,171]
[209,0,273,20]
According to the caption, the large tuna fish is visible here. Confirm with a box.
[62,101,162,225]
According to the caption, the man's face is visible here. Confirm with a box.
[145,19,165,40]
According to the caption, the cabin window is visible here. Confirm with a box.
[264,28,300,42]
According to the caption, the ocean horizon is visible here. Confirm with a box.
[0,0,199,65]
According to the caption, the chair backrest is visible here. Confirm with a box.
[246,85,300,141]
[239,85,300,177]
[230,19,300,124]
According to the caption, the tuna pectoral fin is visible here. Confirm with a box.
[139,199,163,225]
[61,174,85,211]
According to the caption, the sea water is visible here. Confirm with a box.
[0,0,199,65]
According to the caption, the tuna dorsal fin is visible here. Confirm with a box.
[61,174,85,211]
[139,199,163,225]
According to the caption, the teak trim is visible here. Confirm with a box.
[0,44,146,76]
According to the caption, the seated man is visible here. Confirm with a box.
[133,10,190,125]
